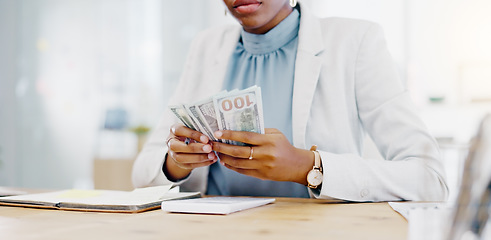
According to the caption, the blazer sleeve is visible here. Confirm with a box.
[315,23,449,202]
[131,30,207,189]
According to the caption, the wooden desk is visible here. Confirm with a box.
[0,197,407,240]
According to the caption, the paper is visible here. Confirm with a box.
[1,185,171,206]
[388,202,450,219]
[161,196,275,215]
[407,208,452,240]
[0,187,27,197]
[389,202,453,240]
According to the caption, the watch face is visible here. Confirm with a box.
[307,169,323,187]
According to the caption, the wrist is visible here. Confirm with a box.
[306,145,323,189]
[293,148,316,185]
[163,152,192,182]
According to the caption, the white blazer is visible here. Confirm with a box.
[132,3,449,202]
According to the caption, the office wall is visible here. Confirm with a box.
[0,0,19,186]
[406,0,491,144]
[306,0,407,79]
[407,0,491,105]
[4,0,102,189]
[0,0,235,189]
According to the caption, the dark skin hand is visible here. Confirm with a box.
[164,124,314,185]
[212,128,314,185]
[164,124,216,181]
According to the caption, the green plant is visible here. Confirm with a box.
[129,125,151,136]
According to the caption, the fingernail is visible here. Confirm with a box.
[200,135,208,143]
[203,145,212,152]
[214,131,222,138]
[208,152,215,160]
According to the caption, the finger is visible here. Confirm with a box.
[212,141,253,159]
[175,159,217,170]
[221,162,263,180]
[218,154,259,170]
[214,130,265,145]
[172,124,209,144]
[170,151,217,169]
[169,140,213,154]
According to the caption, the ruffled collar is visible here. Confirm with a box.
[240,9,300,55]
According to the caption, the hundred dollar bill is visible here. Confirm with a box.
[213,86,265,146]
[169,105,199,131]
[193,97,220,142]
[185,104,216,141]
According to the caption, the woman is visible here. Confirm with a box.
[132,0,449,201]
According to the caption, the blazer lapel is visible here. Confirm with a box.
[292,4,325,148]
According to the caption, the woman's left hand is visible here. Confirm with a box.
[212,128,314,185]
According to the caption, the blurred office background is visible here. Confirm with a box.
[0,0,490,201]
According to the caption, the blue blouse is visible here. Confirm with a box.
[207,9,309,198]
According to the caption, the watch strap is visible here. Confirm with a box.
[307,145,323,189]
[309,145,322,172]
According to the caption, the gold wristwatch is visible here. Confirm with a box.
[307,145,323,189]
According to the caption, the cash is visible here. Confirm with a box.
[169,86,264,145]
[169,105,199,131]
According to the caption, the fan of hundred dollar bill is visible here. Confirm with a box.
[169,85,265,146]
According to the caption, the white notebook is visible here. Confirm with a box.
[0,185,200,213]
[161,196,275,215]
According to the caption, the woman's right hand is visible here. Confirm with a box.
[164,123,216,181]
